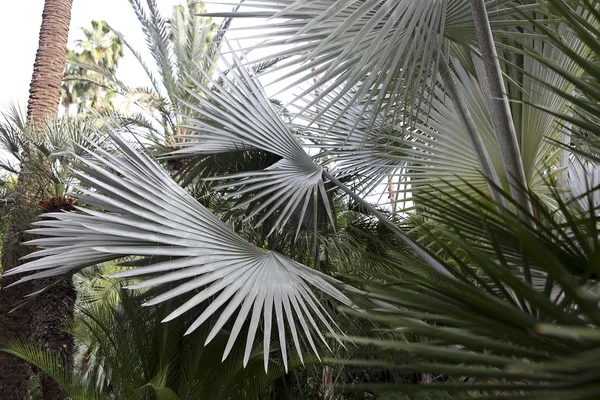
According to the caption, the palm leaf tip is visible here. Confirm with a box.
[5,126,351,372]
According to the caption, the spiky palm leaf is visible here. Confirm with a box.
[202,1,536,123]
[3,128,351,372]
[518,0,600,159]
[173,55,336,234]
[331,181,600,398]
[268,2,594,210]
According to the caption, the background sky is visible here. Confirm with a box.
[0,1,394,206]
[0,0,236,111]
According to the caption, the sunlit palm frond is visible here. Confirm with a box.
[3,128,351,372]
[128,0,177,103]
[295,61,501,203]
[517,0,600,161]
[173,56,335,233]
[0,107,25,173]
[203,1,533,125]
[294,89,408,197]
[212,0,458,123]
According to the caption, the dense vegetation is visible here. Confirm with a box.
[1,0,600,399]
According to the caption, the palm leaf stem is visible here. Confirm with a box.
[437,57,507,208]
[471,52,495,117]
[470,0,533,221]
[322,170,452,278]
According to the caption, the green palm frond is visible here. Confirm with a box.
[0,106,25,172]
[128,0,177,103]
[0,339,101,400]
[331,179,600,398]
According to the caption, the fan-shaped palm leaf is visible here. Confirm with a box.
[295,63,504,203]
[517,0,600,159]
[202,0,533,124]
[173,55,335,233]
[3,128,351,372]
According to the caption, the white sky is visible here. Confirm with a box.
[0,0,237,111]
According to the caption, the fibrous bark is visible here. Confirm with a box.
[27,0,74,128]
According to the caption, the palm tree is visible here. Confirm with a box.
[5,0,600,398]
[61,20,124,114]
[0,1,73,399]
[65,0,221,145]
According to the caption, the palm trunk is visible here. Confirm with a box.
[34,277,76,400]
[0,1,74,399]
[470,0,533,219]
[0,218,38,399]
[27,0,74,127]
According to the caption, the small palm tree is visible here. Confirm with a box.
[62,20,124,114]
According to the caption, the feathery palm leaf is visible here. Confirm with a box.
[0,340,101,400]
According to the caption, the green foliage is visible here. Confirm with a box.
[0,339,101,399]
[72,283,305,399]
[62,20,124,113]
[378,390,466,400]
[3,278,317,399]
[4,1,600,399]
[330,178,600,398]
[77,0,220,141]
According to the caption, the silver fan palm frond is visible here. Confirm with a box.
[224,0,456,123]
[202,0,528,123]
[173,55,335,234]
[3,128,351,372]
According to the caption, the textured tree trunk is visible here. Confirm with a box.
[0,218,37,399]
[0,1,73,399]
[35,277,76,400]
[27,0,74,128]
